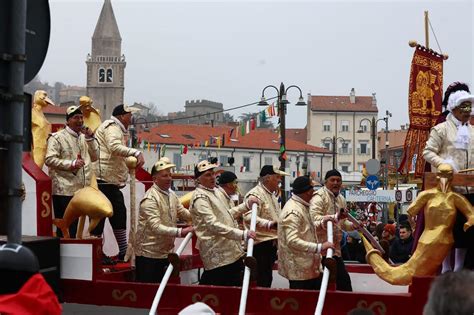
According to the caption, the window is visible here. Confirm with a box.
[182,134,195,140]
[340,164,350,172]
[323,141,331,151]
[98,68,105,83]
[323,121,331,132]
[106,68,113,83]
[358,142,368,155]
[243,157,251,172]
[173,153,182,170]
[219,155,228,166]
[264,157,272,165]
[341,142,349,154]
[341,120,349,132]
[360,121,369,132]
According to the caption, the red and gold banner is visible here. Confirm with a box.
[399,46,443,177]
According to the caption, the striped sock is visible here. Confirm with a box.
[113,229,128,259]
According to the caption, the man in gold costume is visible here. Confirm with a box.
[135,157,193,283]
[279,176,335,290]
[189,160,258,286]
[310,169,357,291]
[31,90,54,168]
[243,165,288,287]
[423,89,474,272]
[91,104,145,261]
[45,106,98,238]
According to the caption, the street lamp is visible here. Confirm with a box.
[322,136,347,169]
[129,116,150,148]
[258,82,306,205]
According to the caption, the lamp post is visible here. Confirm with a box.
[129,116,150,148]
[322,136,347,170]
[258,82,306,205]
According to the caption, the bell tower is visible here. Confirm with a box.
[86,0,125,119]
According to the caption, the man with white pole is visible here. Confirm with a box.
[310,169,357,291]
[190,160,259,286]
[279,176,335,290]
[135,157,193,283]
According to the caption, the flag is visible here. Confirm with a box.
[221,133,226,147]
[256,113,261,128]
[205,140,209,147]
[217,137,221,148]
[279,144,285,153]
[246,120,250,134]
[250,117,256,130]
[260,110,267,123]
[399,46,443,177]
[240,165,246,172]
[241,122,245,136]
[183,145,188,154]
[229,128,234,138]
[161,144,167,157]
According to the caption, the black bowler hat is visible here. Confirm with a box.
[112,104,139,117]
[291,176,314,194]
[218,171,237,185]
[325,169,342,180]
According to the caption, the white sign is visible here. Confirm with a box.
[346,189,418,203]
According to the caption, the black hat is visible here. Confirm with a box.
[324,169,342,180]
[218,171,237,185]
[66,105,82,120]
[292,176,314,194]
[259,165,290,177]
[112,104,139,117]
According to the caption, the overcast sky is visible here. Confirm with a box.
[38,0,473,129]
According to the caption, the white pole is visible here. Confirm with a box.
[238,203,258,315]
[149,232,193,315]
[315,221,334,315]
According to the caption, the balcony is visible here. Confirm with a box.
[338,148,352,155]
[357,148,371,155]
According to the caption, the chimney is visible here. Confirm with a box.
[350,88,356,104]
[400,124,405,130]
[372,93,377,107]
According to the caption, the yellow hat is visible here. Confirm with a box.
[194,160,218,178]
[152,157,176,174]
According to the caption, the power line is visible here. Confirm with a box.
[133,96,278,125]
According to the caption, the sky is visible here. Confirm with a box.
[38,0,473,130]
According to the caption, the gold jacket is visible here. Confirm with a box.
[190,185,248,270]
[135,184,192,259]
[278,196,322,281]
[423,114,474,193]
[310,186,354,257]
[94,117,140,186]
[45,127,99,196]
[244,183,280,244]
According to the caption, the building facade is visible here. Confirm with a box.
[86,0,126,119]
[307,88,378,174]
[183,100,224,125]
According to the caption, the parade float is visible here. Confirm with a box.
[2,2,473,313]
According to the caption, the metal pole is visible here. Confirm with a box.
[2,0,27,244]
[279,82,287,204]
[384,119,389,190]
[371,117,376,159]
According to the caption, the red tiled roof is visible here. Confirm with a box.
[310,95,378,112]
[286,128,307,143]
[42,105,67,115]
[138,124,329,153]
[377,129,408,149]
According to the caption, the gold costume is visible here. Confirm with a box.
[31,90,53,168]
[364,164,474,285]
[95,117,140,186]
[310,186,354,257]
[45,127,99,195]
[278,196,322,281]
[423,114,474,193]
[244,183,280,243]
[135,184,192,259]
[190,185,248,270]
[79,96,102,133]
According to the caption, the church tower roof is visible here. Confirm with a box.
[92,0,122,56]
